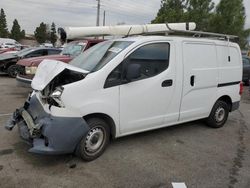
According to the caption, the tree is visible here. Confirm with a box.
[210,0,246,47]
[152,0,186,23]
[10,19,24,41]
[34,22,47,43]
[0,8,9,37]
[185,0,215,31]
[50,22,57,46]
[21,29,25,38]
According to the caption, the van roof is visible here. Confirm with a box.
[115,35,239,46]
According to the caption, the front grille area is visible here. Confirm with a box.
[18,65,26,75]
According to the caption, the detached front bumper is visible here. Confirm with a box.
[5,95,89,155]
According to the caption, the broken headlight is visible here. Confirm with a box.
[49,87,65,107]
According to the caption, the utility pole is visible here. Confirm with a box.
[96,0,101,26]
[103,10,106,26]
[102,10,106,39]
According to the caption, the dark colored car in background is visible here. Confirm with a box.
[16,39,103,86]
[0,47,61,77]
[243,56,250,85]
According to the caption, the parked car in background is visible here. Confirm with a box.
[243,56,250,85]
[0,47,61,77]
[16,39,103,86]
[0,38,20,49]
[3,50,19,54]
[1,43,17,49]
[40,43,54,48]
[242,50,250,58]
[0,48,16,54]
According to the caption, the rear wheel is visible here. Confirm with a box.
[76,118,110,161]
[7,64,21,78]
[206,100,230,128]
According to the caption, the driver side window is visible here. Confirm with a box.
[104,42,170,88]
[124,43,170,82]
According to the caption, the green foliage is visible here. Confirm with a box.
[152,0,186,23]
[34,22,57,44]
[50,22,57,46]
[152,0,249,48]
[152,0,215,30]
[21,30,25,38]
[210,0,247,47]
[185,0,215,31]
[0,8,9,37]
[10,19,25,41]
[34,22,48,43]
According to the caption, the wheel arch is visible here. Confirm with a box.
[83,113,117,139]
[217,95,233,112]
[5,61,16,69]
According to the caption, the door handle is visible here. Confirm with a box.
[190,75,195,86]
[162,79,173,87]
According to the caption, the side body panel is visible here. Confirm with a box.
[119,41,182,135]
[216,44,242,103]
[180,41,218,121]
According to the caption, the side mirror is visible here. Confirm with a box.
[126,64,141,81]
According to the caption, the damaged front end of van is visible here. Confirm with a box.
[5,60,90,155]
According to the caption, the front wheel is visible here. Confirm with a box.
[7,64,21,78]
[76,118,110,161]
[206,100,230,128]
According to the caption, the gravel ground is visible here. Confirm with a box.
[0,75,250,188]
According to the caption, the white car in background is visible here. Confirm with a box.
[0,38,20,49]
[0,43,16,49]
[40,43,54,48]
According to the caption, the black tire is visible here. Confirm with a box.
[206,100,230,128]
[7,64,20,78]
[76,118,110,161]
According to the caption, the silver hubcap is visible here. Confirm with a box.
[215,107,225,123]
[84,127,105,155]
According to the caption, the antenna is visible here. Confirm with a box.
[124,27,133,38]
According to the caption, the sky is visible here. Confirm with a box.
[1,0,250,34]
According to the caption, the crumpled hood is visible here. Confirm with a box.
[17,54,70,66]
[31,59,89,91]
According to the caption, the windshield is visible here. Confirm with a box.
[70,41,133,72]
[16,48,33,57]
[61,42,86,57]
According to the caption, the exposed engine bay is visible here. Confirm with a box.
[39,69,87,107]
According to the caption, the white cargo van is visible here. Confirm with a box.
[6,25,243,161]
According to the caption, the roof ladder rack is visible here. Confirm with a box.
[165,23,239,42]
